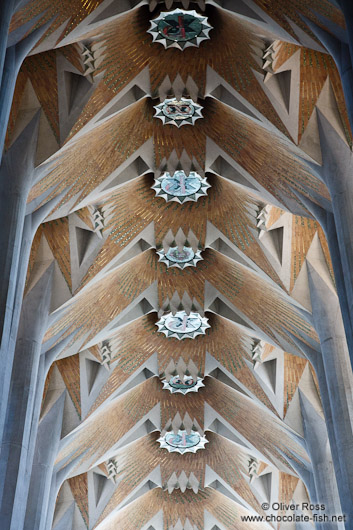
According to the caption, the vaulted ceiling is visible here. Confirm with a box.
[6,1,352,529]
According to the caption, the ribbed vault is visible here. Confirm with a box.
[1,1,353,529]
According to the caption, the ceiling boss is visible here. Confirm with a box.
[153,97,203,126]
[157,429,208,454]
[162,375,205,395]
[156,310,210,340]
[152,170,210,203]
[147,8,213,50]
[157,245,203,269]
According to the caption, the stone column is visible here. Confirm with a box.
[24,393,66,530]
[297,117,353,371]
[0,265,53,529]
[0,116,40,445]
[0,11,54,448]
[307,263,353,524]
[0,115,63,462]
[299,392,343,529]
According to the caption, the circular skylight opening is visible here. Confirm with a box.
[156,311,210,340]
[157,246,203,269]
[148,9,212,50]
[167,246,195,262]
[154,98,203,127]
[162,375,204,394]
[152,171,210,203]
[158,429,208,454]
[157,12,202,42]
